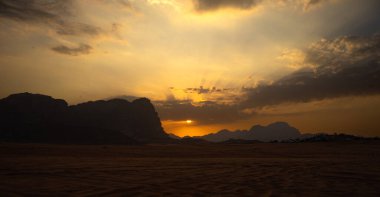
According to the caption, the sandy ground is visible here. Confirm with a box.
[0,142,380,196]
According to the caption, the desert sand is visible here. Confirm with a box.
[0,142,380,196]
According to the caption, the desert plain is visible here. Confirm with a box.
[0,142,380,196]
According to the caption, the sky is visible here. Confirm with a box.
[0,0,380,137]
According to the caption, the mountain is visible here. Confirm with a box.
[292,133,380,142]
[168,133,181,139]
[0,92,170,144]
[199,122,301,142]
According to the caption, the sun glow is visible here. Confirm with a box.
[186,120,192,124]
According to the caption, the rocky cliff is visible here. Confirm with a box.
[0,93,169,144]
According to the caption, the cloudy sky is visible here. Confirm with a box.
[1,0,379,136]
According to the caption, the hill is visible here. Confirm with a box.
[0,93,170,144]
[199,122,301,142]
[289,133,380,143]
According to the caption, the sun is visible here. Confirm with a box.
[186,120,192,124]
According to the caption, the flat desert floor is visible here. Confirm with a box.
[0,142,380,196]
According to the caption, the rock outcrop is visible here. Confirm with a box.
[0,93,169,144]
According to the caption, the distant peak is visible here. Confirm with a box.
[217,129,232,134]
[202,121,300,142]
[168,133,181,139]
[267,122,290,127]
[249,125,264,131]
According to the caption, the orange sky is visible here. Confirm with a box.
[0,0,380,136]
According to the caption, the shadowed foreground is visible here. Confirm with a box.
[1,142,380,196]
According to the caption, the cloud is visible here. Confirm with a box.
[0,0,65,21]
[154,99,252,124]
[192,0,332,12]
[170,86,233,95]
[51,43,92,56]
[0,0,101,36]
[54,21,101,36]
[277,48,307,69]
[301,0,329,10]
[156,33,380,126]
[193,0,261,12]
[97,0,132,8]
[279,0,332,11]
[241,33,380,108]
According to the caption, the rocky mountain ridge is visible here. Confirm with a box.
[0,93,170,144]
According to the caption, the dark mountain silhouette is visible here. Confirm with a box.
[168,133,181,139]
[289,133,380,143]
[0,93,170,144]
[198,122,301,142]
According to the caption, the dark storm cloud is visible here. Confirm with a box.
[241,33,380,108]
[51,44,92,56]
[193,0,261,12]
[154,100,252,124]
[0,0,101,36]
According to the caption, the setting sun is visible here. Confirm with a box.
[0,0,379,195]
